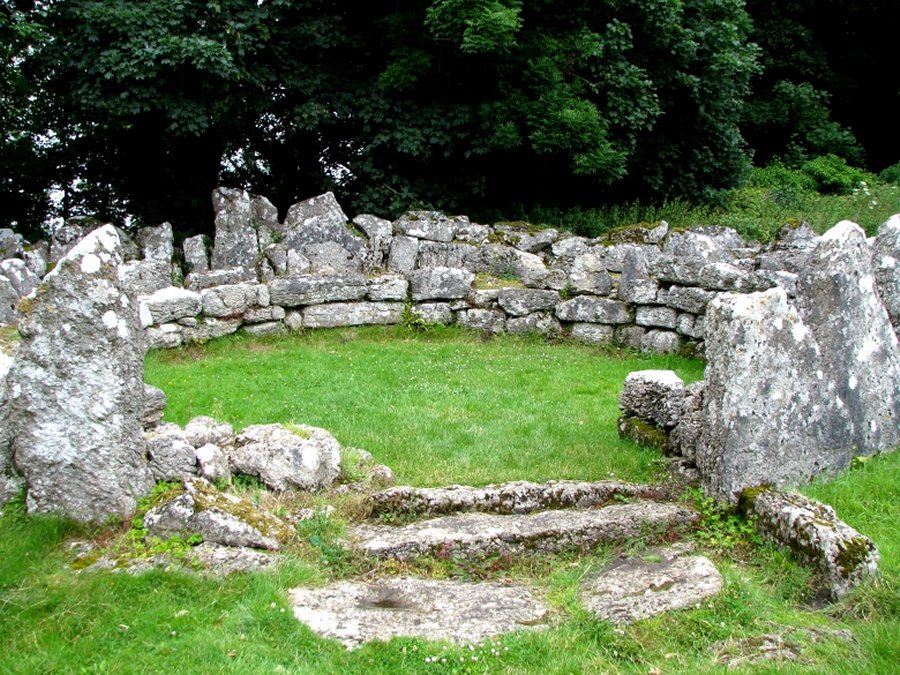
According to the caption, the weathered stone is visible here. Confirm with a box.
[200,283,268,318]
[284,311,303,331]
[457,308,507,334]
[0,275,18,324]
[290,577,549,649]
[386,236,419,273]
[0,346,23,506]
[146,323,184,349]
[641,330,682,354]
[603,243,661,273]
[49,221,89,263]
[185,266,256,291]
[210,188,259,272]
[697,262,745,291]
[352,502,698,561]
[660,285,717,314]
[795,220,900,454]
[757,238,818,274]
[366,274,408,301]
[244,305,286,324]
[512,228,558,253]
[417,241,480,271]
[556,296,631,324]
[478,245,549,287]
[145,423,198,481]
[510,249,550,287]
[393,211,465,242]
[119,259,171,297]
[409,266,474,301]
[617,415,670,452]
[23,241,49,278]
[571,323,615,344]
[871,214,900,330]
[182,234,209,274]
[635,306,678,329]
[551,236,591,258]
[250,195,282,250]
[0,258,40,299]
[581,545,722,624]
[698,288,851,502]
[143,476,292,550]
[615,325,646,349]
[0,228,24,260]
[507,312,561,336]
[409,302,453,324]
[302,302,404,328]
[137,222,174,263]
[663,230,732,263]
[455,222,491,245]
[467,288,501,308]
[189,542,276,575]
[230,424,340,491]
[280,193,365,273]
[7,225,153,523]
[675,312,705,339]
[195,444,232,483]
[183,318,241,343]
[619,370,685,429]
[670,381,705,461]
[617,246,659,303]
[139,287,202,326]
[745,489,879,599]
[267,274,367,306]
[184,416,235,449]
[369,480,673,517]
[241,321,285,337]
[569,253,612,295]
[735,269,800,297]
[263,244,288,276]
[497,288,560,316]
[142,384,167,428]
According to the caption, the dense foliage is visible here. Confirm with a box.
[0,0,895,238]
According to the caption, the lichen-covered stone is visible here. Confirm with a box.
[142,384,167,428]
[302,302,404,328]
[569,253,612,295]
[745,489,879,599]
[640,329,682,354]
[184,416,235,449]
[409,302,453,324]
[0,346,23,506]
[409,266,474,301]
[555,297,631,324]
[669,381,705,461]
[145,423,198,481]
[244,305,286,324]
[137,222,174,263]
[617,415,670,452]
[571,323,615,344]
[619,370,685,429]
[506,312,561,336]
[195,443,232,483]
[280,193,365,274]
[182,234,209,274]
[119,259,171,297]
[617,246,659,304]
[210,188,259,272]
[146,323,184,349]
[417,241,480,271]
[139,287,202,326]
[871,214,900,330]
[660,285,717,314]
[230,424,340,491]
[200,283,269,318]
[0,228,24,260]
[393,211,465,242]
[182,318,241,343]
[267,274,367,307]
[366,274,408,301]
[0,258,40,299]
[185,267,256,292]
[386,236,419,273]
[497,288,560,316]
[457,308,507,334]
[7,225,153,523]
[635,306,678,329]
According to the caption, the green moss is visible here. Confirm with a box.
[616,415,669,452]
[473,273,524,290]
[283,423,312,440]
[835,536,874,576]
[600,221,662,245]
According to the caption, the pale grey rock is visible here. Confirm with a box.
[455,222,491,245]
[0,228,24,259]
[417,241,480,271]
[353,213,392,240]
[386,236,419,273]
[555,297,630,324]
[747,490,879,599]
[698,289,851,502]
[393,211,465,242]
[688,225,746,250]
[663,230,732,263]
[670,381,705,461]
[409,302,453,324]
[569,253,612,295]
[448,299,469,311]
[507,312,562,337]
[457,308,507,334]
[182,318,241,343]
[145,423,197,480]
[182,234,209,274]
[176,317,199,327]
[263,244,288,276]
[0,275,18,323]
[250,195,282,250]
[510,249,550,288]
[267,274,367,306]
[497,288,560,316]
[195,444,232,483]
[478,245,549,287]
[735,269,800,296]
[619,370,685,429]
[409,266,474,301]
[230,424,340,491]
[49,221,89,263]
[142,384,167,428]
[369,480,673,517]
[635,306,678,329]
[777,221,818,244]
[210,188,259,271]
[188,542,276,575]
[244,305,285,324]
[697,262,745,291]
[513,228,559,253]
[286,249,312,276]
[143,477,292,550]
[660,285,717,314]
[281,192,365,273]
[641,330,682,354]
[352,502,698,561]
[146,323,184,349]
[137,222,174,262]
[139,287,202,326]
[467,288,501,308]
[303,240,363,274]
[185,266,256,291]
[617,246,659,304]
[0,258,40,298]
[366,274,408,301]
[615,325,646,349]
[1,346,23,506]
[241,321,285,337]
[795,221,900,453]
[119,259,171,297]
[581,546,722,624]
[302,302,404,328]
[603,244,661,273]
[284,311,304,331]
[571,323,615,344]
[551,236,591,258]
[23,241,49,278]
[290,577,549,649]
[184,416,235,449]
[758,235,819,274]
[675,313,705,339]
[8,225,153,523]
[200,283,268,318]
[871,213,900,330]
[544,265,570,291]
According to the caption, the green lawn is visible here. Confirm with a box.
[1,327,896,674]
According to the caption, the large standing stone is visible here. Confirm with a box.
[697,288,850,502]
[210,188,259,272]
[281,192,365,273]
[795,221,900,454]
[230,424,340,491]
[871,214,900,331]
[7,225,153,523]
[1,345,23,505]
[617,246,659,304]
[137,222,174,263]
[182,234,210,274]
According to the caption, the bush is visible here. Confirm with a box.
[748,163,816,192]
[800,154,874,195]
[879,161,900,185]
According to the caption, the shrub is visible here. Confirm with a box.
[800,154,874,195]
[878,161,900,185]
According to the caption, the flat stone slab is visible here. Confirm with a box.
[290,577,549,648]
[351,502,698,561]
[581,545,722,624]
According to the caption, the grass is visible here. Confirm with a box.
[1,327,897,673]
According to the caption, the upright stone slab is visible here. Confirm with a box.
[795,221,900,454]
[210,188,259,272]
[1,345,23,505]
[281,192,365,273]
[697,288,850,502]
[7,225,153,523]
[871,214,900,331]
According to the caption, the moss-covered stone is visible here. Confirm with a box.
[617,415,670,452]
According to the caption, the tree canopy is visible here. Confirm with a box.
[1,0,894,239]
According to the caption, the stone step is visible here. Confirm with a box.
[350,501,698,561]
[368,479,676,518]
